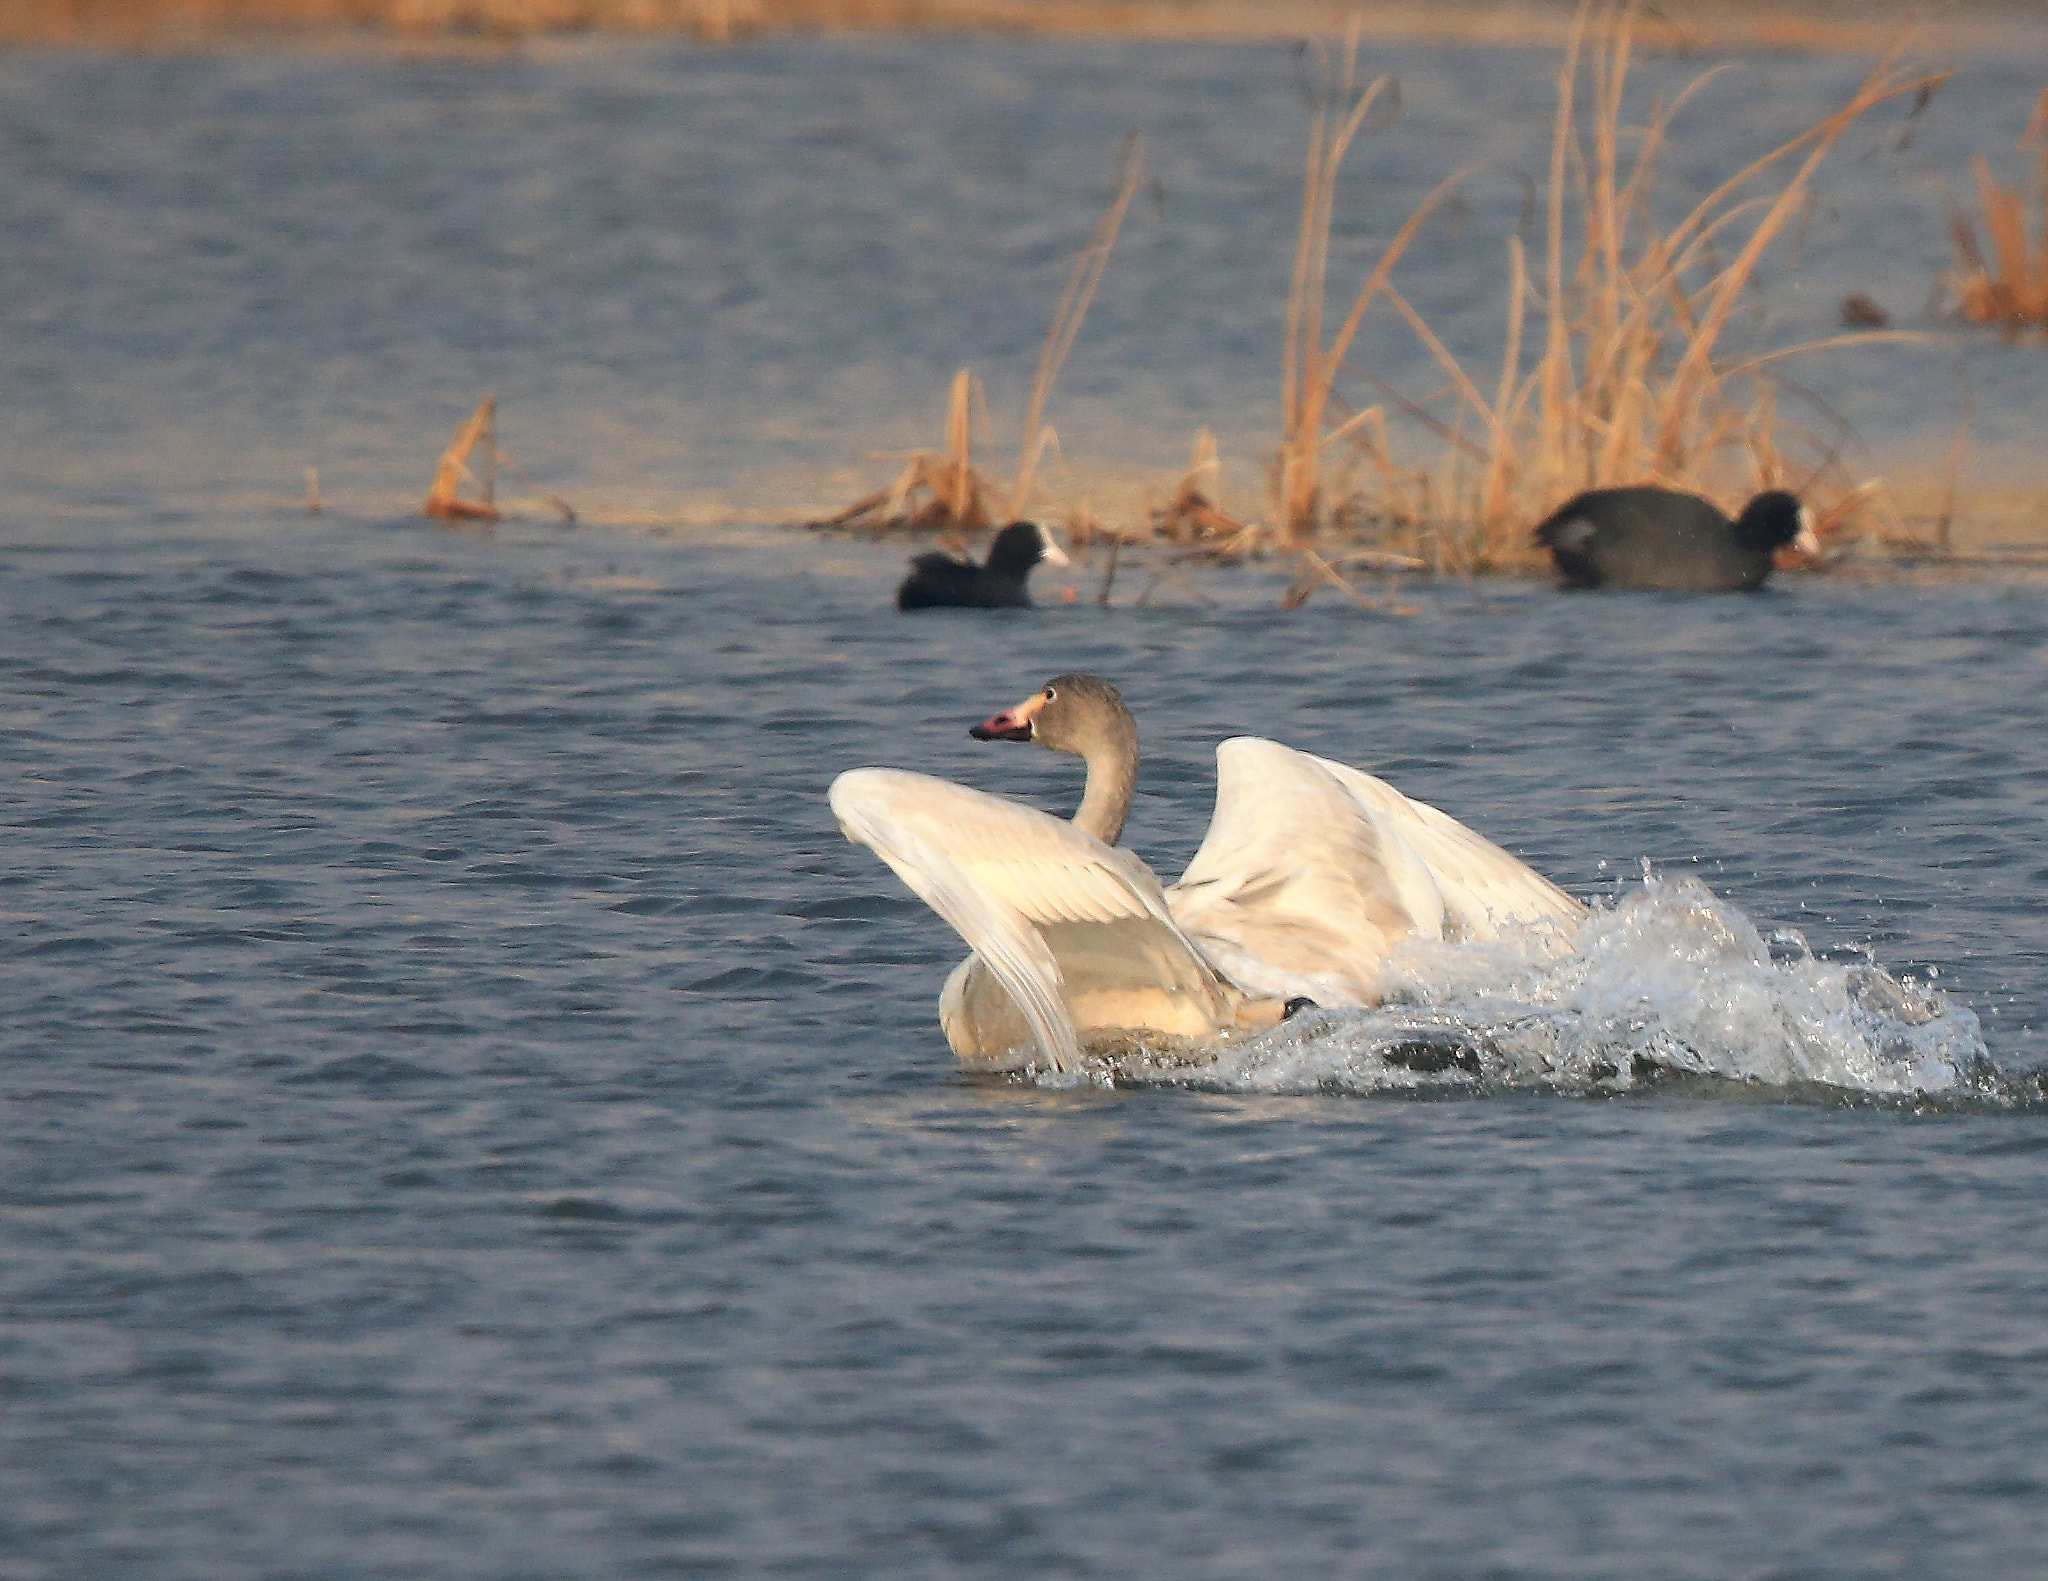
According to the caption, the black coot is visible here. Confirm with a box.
[1533,486,1817,591]
[896,521,1069,611]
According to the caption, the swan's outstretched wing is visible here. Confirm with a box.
[1168,737,1446,1005]
[1306,753,1583,938]
[829,768,1229,1070]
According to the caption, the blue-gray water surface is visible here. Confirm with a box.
[9,24,2048,1581]
[5,515,2048,1579]
[10,26,2048,516]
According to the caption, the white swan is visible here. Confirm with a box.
[829,674,1582,1072]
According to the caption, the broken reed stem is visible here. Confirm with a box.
[1276,21,1472,549]
[1151,428,1257,548]
[1094,530,1122,606]
[1936,382,1972,552]
[420,394,576,524]
[493,444,579,524]
[423,395,503,523]
[1008,132,1147,519]
[943,367,977,522]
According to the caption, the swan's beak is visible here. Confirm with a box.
[1792,505,1822,559]
[969,690,1045,743]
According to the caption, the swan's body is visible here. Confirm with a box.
[829,675,1581,1071]
[833,768,1244,1066]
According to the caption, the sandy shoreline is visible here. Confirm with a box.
[7,0,2047,52]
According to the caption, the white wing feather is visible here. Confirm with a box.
[1164,738,1581,1003]
[831,741,1581,1066]
[829,768,1224,1070]
[1167,737,1441,1005]
[1306,753,1584,937]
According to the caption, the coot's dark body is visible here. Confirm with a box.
[1534,486,1814,592]
[896,521,1067,611]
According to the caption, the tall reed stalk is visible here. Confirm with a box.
[1007,132,1146,518]
[1275,29,1463,548]
[1948,88,2048,334]
[1290,0,1936,570]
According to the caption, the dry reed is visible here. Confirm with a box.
[817,367,998,536]
[818,135,1145,538]
[423,395,503,522]
[1947,88,2048,334]
[1278,548,1424,613]
[421,394,577,524]
[1291,0,1939,572]
[1150,429,1256,553]
[1275,34,1464,548]
[1007,132,1147,519]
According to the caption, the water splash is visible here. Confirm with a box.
[1079,876,2001,1104]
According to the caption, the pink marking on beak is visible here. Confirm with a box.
[969,707,1033,743]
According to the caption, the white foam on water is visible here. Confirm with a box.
[1107,876,1991,1101]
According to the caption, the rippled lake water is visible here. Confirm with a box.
[8,27,2048,1581]
[8,513,2048,1578]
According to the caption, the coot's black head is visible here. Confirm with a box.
[1733,490,1818,556]
[984,521,1068,577]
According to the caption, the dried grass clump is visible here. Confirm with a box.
[1947,88,2048,335]
[815,368,1000,537]
[424,396,505,523]
[1285,0,1936,573]
[422,394,577,524]
[1150,430,1258,555]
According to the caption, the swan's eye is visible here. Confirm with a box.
[1044,687,1057,701]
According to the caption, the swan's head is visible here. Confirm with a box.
[970,673,1132,757]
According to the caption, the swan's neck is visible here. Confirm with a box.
[1070,718,1137,846]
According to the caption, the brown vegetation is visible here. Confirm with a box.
[1150,430,1255,553]
[1947,88,2048,335]
[813,368,998,537]
[423,395,505,522]
[0,0,1996,52]
[1289,0,1938,573]
[422,394,577,523]
[816,0,1945,594]
[1273,37,1464,551]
